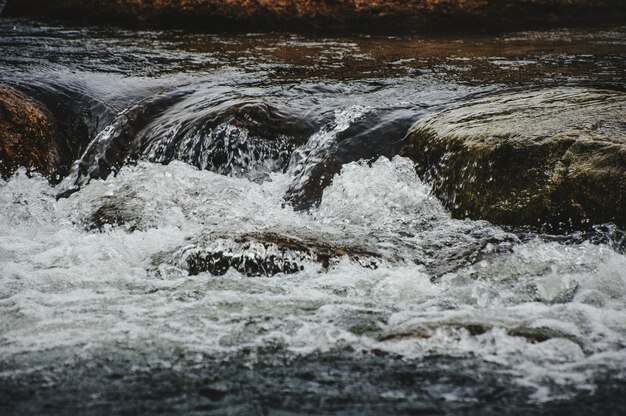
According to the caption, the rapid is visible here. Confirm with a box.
[1,19,625,414]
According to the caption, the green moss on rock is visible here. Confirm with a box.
[401,87,626,232]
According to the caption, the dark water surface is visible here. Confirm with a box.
[1,19,625,415]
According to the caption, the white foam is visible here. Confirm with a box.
[1,156,625,403]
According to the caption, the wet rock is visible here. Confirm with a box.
[0,85,61,180]
[61,179,153,232]
[170,232,381,277]
[139,100,317,180]
[401,87,626,232]
[59,94,316,197]
[3,1,625,31]
[379,323,584,349]
[84,188,146,232]
[507,326,585,350]
[285,108,413,210]
[379,323,492,342]
[414,223,518,279]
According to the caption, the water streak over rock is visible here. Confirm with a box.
[285,107,412,210]
[59,91,316,196]
[139,100,317,180]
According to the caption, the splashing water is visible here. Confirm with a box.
[2,155,625,413]
[1,19,626,415]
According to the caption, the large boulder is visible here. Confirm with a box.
[3,1,625,31]
[400,87,626,232]
[0,85,61,180]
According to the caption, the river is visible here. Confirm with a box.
[1,18,625,415]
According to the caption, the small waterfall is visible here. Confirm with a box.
[57,89,192,197]
[284,105,372,209]
[56,91,318,197]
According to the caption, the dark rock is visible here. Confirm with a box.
[285,109,413,210]
[507,326,585,350]
[414,223,518,279]
[59,93,316,197]
[401,87,626,232]
[378,323,585,350]
[170,232,381,277]
[138,100,317,179]
[378,323,492,342]
[3,1,625,32]
[0,85,61,180]
[84,187,145,232]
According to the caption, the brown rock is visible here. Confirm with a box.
[3,1,625,31]
[172,231,382,277]
[0,85,61,180]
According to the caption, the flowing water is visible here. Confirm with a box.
[1,19,625,414]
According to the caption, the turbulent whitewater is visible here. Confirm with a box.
[1,19,625,415]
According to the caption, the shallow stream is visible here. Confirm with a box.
[1,19,625,414]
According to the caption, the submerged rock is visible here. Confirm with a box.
[59,93,315,197]
[0,85,61,180]
[83,186,149,232]
[168,232,381,277]
[378,323,585,350]
[139,100,317,180]
[401,87,626,232]
[3,1,625,31]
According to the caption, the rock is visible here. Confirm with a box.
[507,326,585,350]
[378,323,584,350]
[0,85,61,180]
[168,232,381,277]
[379,323,492,342]
[401,87,626,232]
[414,223,518,278]
[139,100,318,180]
[58,93,316,197]
[3,1,625,31]
[83,186,148,232]
[285,108,413,210]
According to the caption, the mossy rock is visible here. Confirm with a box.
[0,85,61,180]
[401,87,626,232]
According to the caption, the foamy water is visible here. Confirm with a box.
[2,155,624,406]
[1,19,626,414]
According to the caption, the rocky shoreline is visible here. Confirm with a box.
[2,0,626,32]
